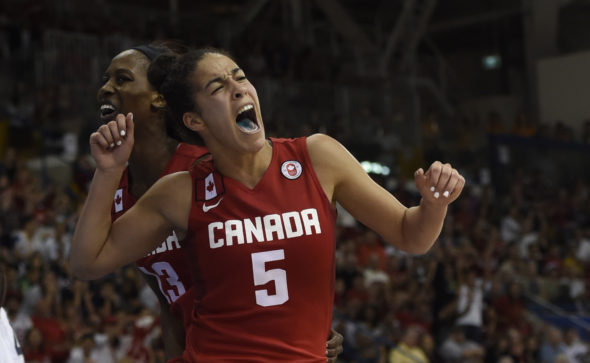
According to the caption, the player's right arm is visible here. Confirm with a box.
[70,113,192,280]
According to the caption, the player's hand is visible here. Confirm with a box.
[89,112,134,172]
[414,161,465,205]
[326,328,344,362]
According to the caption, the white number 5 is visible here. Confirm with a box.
[251,250,289,307]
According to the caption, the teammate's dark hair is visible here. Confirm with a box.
[148,47,233,146]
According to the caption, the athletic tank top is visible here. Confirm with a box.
[111,143,207,321]
[182,137,337,362]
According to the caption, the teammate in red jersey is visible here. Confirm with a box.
[71,47,464,361]
[98,43,204,359]
[90,44,343,361]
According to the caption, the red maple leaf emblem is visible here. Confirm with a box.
[206,181,214,192]
[115,195,122,204]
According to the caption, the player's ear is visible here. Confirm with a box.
[183,112,205,132]
[151,92,166,109]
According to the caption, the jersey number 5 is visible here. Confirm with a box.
[251,249,289,307]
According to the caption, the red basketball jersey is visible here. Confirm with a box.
[111,143,208,320]
[182,137,337,362]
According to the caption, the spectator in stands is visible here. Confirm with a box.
[357,229,387,270]
[363,254,390,288]
[500,205,521,244]
[66,332,102,363]
[496,356,514,363]
[574,226,590,263]
[3,289,30,343]
[439,325,484,362]
[563,327,589,363]
[454,264,486,343]
[539,326,567,363]
[419,332,436,362]
[30,295,69,361]
[19,252,44,316]
[389,325,429,363]
[523,334,541,363]
[491,281,530,336]
[22,326,50,363]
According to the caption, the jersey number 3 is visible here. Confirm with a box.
[251,249,289,307]
[138,262,186,304]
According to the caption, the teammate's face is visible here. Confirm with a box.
[188,53,266,153]
[97,50,156,124]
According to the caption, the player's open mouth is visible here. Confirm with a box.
[99,103,117,122]
[235,104,259,134]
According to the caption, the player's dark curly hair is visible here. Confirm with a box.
[148,47,234,146]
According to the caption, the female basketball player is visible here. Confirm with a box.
[90,44,343,361]
[97,43,200,359]
[71,47,463,361]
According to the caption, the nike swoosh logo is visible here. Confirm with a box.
[202,197,223,212]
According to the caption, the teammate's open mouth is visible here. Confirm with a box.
[100,103,117,123]
[235,104,259,133]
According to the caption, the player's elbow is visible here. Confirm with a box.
[407,242,435,255]
[69,257,108,281]
[385,233,436,255]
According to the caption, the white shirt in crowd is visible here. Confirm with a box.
[0,307,24,363]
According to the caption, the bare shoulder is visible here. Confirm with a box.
[138,170,193,230]
[306,134,355,202]
[307,133,359,170]
[142,171,191,199]
[307,133,350,166]
[307,133,340,152]
[155,170,192,189]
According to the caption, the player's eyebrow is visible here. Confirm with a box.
[205,68,241,90]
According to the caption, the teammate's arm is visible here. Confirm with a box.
[307,133,464,254]
[70,113,192,279]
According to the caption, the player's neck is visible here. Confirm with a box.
[212,140,273,190]
[128,136,179,198]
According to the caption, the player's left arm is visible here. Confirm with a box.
[307,133,464,254]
